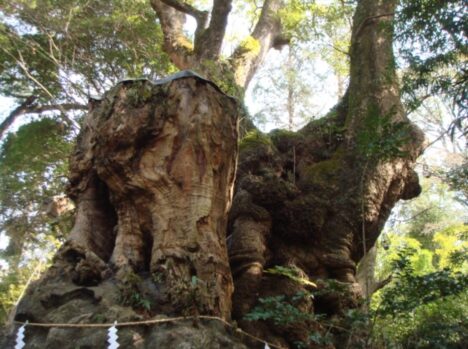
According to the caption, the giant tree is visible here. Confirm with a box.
[2,0,465,348]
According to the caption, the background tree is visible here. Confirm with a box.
[249,0,352,131]
[370,201,467,348]
[250,45,318,130]
[396,0,467,131]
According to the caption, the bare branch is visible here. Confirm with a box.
[27,103,87,114]
[159,0,207,24]
[373,275,392,293]
[328,43,350,57]
[0,96,36,139]
[0,44,81,131]
[0,100,87,139]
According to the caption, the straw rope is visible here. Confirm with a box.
[14,315,286,349]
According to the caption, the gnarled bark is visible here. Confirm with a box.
[228,0,424,347]
[69,76,238,318]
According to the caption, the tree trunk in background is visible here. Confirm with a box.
[357,245,392,299]
[286,48,295,131]
[3,1,425,348]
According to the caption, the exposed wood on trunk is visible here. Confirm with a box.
[10,76,246,349]
[67,77,239,318]
[10,75,241,349]
[67,174,117,262]
[6,2,429,348]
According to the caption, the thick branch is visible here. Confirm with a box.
[159,0,209,46]
[230,0,286,88]
[0,96,36,139]
[352,12,396,40]
[0,100,87,139]
[152,0,232,64]
[150,0,194,69]
[195,0,233,60]
[152,0,285,90]
[159,0,206,19]
[27,103,87,114]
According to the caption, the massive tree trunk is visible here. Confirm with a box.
[2,1,424,348]
[68,76,237,319]
[228,0,424,346]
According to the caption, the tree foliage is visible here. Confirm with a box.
[370,175,468,348]
[396,0,467,137]
[0,118,72,258]
[0,0,172,99]
[374,248,467,348]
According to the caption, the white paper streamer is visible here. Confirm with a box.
[107,321,119,349]
[264,343,271,349]
[15,321,27,349]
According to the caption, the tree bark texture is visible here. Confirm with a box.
[70,77,238,318]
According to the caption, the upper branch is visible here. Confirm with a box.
[195,0,233,60]
[152,0,232,64]
[230,0,287,88]
[160,0,209,45]
[0,99,87,139]
[0,96,36,139]
[151,0,286,90]
[150,0,194,69]
[159,0,206,20]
